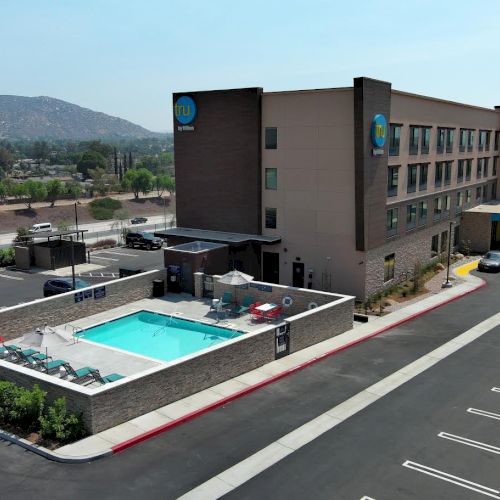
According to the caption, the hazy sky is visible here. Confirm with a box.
[2,0,500,132]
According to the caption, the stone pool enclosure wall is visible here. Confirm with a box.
[0,273,354,434]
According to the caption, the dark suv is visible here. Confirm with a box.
[125,232,163,250]
[43,278,90,297]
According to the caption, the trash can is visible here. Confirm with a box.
[153,279,165,297]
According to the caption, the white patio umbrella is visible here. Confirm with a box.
[217,270,254,286]
[22,327,72,349]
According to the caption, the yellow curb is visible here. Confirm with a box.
[455,260,479,276]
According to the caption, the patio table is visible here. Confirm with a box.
[255,303,278,313]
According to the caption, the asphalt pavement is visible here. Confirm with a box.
[0,270,499,500]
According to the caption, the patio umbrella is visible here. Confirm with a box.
[22,327,72,349]
[217,270,254,286]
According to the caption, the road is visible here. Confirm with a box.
[0,214,174,248]
[0,271,499,499]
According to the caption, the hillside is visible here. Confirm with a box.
[0,95,162,140]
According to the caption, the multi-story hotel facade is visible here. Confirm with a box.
[164,78,500,299]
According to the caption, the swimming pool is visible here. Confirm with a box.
[77,311,242,362]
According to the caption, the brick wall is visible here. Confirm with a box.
[0,269,167,340]
[461,212,491,254]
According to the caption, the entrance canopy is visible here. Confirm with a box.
[155,227,281,245]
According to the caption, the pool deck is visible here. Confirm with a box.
[9,294,285,387]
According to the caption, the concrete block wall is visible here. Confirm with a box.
[193,272,204,298]
[461,212,491,254]
[0,269,167,340]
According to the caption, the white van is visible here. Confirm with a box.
[29,223,52,233]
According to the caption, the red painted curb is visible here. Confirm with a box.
[112,279,486,454]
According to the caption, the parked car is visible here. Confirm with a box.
[125,232,163,250]
[478,251,500,272]
[131,216,148,224]
[43,278,90,297]
[29,222,52,233]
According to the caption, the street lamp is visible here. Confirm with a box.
[442,220,455,288]
[74,202,79,240]
[163,197,167,230]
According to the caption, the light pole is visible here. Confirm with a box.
[74,202,79,240]
[163,197,167,230]
[443,220,455,288]
[70,235,76,290]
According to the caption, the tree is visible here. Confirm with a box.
[88,167,112,196]
[0,148,12,168]
[32,141,49,161]
[113,148,118,176]
[45,179,65,207]
[154,174,174,198]
[66,181,82,201]
[122,168,153,199]
[86,140,113,158]
[18,180,47,209]
[0,180,6,202]
[76,151,106,179]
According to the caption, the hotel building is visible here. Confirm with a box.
[161,78,500,299]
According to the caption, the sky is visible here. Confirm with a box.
[2,0,500,132]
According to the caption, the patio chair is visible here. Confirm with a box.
[62,364,100,384]
[11,349,52,365]
[220,291,233,308]
[3,345,38,358]
[35,359,71,375]
[264,306,282,322]
[91,372,125,385]
[236,295,255,316]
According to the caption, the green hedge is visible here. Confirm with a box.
[0,248,15,267]
[89,197,122,220]
[0,381,87,443]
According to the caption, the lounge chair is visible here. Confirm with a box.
[35,359,70,375]
[11,349,52,365]
[3,345,38,358]
[92,372,125,384]
[62,364,100,384]
[220,291,233,308]
[236,295,255,316]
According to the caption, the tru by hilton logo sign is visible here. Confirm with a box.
[174,96,196,132]
[371,114,387,156]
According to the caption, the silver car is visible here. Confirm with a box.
[478,251,500,272]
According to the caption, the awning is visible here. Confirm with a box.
[154,227,281,245]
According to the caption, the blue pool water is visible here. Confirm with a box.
[77,311,242,362]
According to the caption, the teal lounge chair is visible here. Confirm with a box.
[220,291,233,308]
[236,295,255,316]
[4,345,38,357]
[92,372,125,384]
[35,359,70,375]
[62,365,99,384]
[12,350,51,365]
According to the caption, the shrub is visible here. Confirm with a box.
[89,197,122,220]
[88,238,117,249]
[39,397,86,443]
[0,247,15,266]
[0,382,46,431]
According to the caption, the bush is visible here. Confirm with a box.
[39,397,86,443]
[89,197,122,220]
[0,247,15,266]
[88,238,117,249]
[0,382,46,431]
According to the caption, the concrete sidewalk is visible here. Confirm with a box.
[19,263,486,461]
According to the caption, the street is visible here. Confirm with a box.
[0,270,499,499]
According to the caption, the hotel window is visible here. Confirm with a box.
[443,195,450,218]
[265,127,278,149]
[409,126,419,155]
[485,131,491,151]
[433,197,442,221]
[386,208,398,237]
[444,161,452,185]
[476,158,482,179]
[387,166,399,197]
[265,168,277,190]
[436,128,445,154]
[466,159,472,181]
[478,130,486,152]
[456,191,463,214]
[265,207,277,229]
[476,186,482,202]
[389,124,401,156]
[441,230,448,254]
[457,160,464,183]
[493,182,497,199]
[431,234,439,256]
[465,189,471,206]
[495,131,499,151]
[459,129,467,152]
[419,163,428,191]
[421,127,431,154]
[435,162,443,187]
[407,164,417,193]
[494,157,498,176]
[418,200,428,226]
[384,253,395,282]
[446,129,454,153]
[483,184,488,200]
[467,130,475,152]
[454,225,460,247]
[484,158,489,177]
[406,203,417,230]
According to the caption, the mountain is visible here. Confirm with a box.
[0,95,162,140]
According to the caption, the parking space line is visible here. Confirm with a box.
[95,250,138,257]
[91,256,119,261]
[360,497,376,500]
[402,460,500,498]
[438,432,500,454]
[491,387,500,393]
[0,273,23,280]
[468,408,500,420]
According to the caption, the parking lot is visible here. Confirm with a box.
[0,246,165,308]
